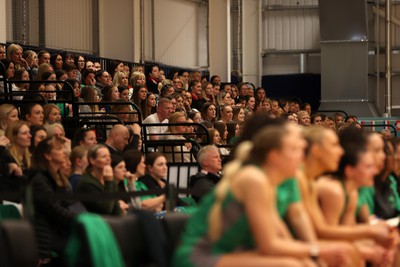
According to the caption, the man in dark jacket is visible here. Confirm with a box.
[189,145,222,203]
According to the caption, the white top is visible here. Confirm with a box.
[142,113,169,140]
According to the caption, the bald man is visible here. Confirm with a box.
[105,124,130,155]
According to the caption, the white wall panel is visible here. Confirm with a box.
[262,0,320,51]
[98,0,134,61]
[45,0,94,54]
[152,0,207,68]
[5,0,12,42]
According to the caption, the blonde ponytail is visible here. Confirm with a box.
[208,141,253,241]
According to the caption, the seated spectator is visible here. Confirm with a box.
[131,84,148,118]
[200,102,217,123]
[0,58,15,93]
[256,98,272,113]
[216,91,232,106]
[43,104,61,124]
[68,146,89,191]
[30,136,81,261]
[81,69,96,88]
[112,71,129,87]
[301,102,312,115]
[29,125,47,153]
[7,43,26,70]
[143,97,173,140]
[77,144,121,215]
[227,121,240,145]
[297,110,311,127]
[72,126,98,148]
[332,112,345,128]
[232,106,245,125]
[10,68,30,100]
[130,71,146,87]
[311,113,323,126]
[63,78,80,99]
[121,149,146,209]
[190,80,206,110]
[111,154,130,215]
[162,112,195,163]
[323,116,336,131]
[189,145,222,202]
[95,70,112,97]
[381,129,392,140]
[79,86,100,115]
[218,105,233,124]
[21,103,44,126]
[44,123,72,151]
[146,64,160,95]
[146,92,157,116]
[0,104,19,136]
[137,152,186,212]
[50,53,63,71]
[118,85,130,101]
[2,121,32,192]
[100,85,120,112]
[104,124,130,155]
[111,99,136,123]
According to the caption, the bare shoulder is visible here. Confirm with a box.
[316,176,343,198]
[231,165,269,201]
[235,165,266,185]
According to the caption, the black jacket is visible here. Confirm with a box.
[189,171,220,203]
[30,170,77,258]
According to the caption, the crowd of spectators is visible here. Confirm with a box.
[1,43,400,266]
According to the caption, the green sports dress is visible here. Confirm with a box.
[172,190,254,267]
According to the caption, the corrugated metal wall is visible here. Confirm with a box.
[44,0,94,54]
[262,0,319,51]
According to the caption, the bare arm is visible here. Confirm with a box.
[316,178,344,226]
[298,173,392,247]
[141,195,165,211]
[233,168,313,258]
[286,202,318,242]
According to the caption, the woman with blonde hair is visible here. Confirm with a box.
[298,126,396,265]
[2,121,32,191]
[0,104,19,136]
[112,71,129,87]
[201,82,215,104]
[216,91,232,106]
[173,122,342,267]
[130,71,146,87]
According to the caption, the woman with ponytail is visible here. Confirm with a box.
[173,121,333,267]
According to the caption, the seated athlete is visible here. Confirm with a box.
[173,121,349,267]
